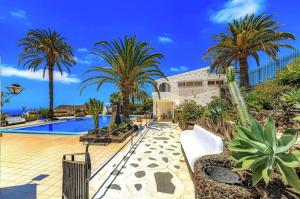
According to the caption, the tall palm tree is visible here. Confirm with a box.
[204,14,295,88]
[19,29,76,119]
[81,36,166,119]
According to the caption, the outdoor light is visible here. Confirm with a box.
[6,84,23,95]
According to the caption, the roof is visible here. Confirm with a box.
[156,66,223,82]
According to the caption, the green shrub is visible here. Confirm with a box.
[1,113,8,121]
[24,114,38,121]
[142,99,153,112]
[276,58,300,87]
[37,108,50,118]
[245,81,290,110]
[207,97,230,111]
[227,118,300,192]
[179,100,204,123]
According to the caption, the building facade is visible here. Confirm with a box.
[152,67,225,120]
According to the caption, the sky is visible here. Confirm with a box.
[1,0,300,110]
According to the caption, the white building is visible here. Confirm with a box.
[152,67,225,120]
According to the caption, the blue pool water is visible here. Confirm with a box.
[2,116,112,135]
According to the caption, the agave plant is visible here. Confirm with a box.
[281,88,300,105]
[85,98,104,129]
[295,104,300,121]
[227,117,300,192]
[282,88,300,121]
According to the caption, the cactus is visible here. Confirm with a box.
[226,67,250,127]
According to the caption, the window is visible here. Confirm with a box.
[194,81,203,86]
[216,80,224,85]
[178,82,185,87]
[208,80,216,85]
[159,82,171,92]
[186,81,194,87]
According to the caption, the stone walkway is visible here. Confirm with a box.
[90,123,194,199]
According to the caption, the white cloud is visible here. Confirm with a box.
[74,56,92,65]
[170,66,189,72]
[210,0,265,24]
[10,9,27,19]
[77,48,88,52]
[158,36,173,44]
[1,65,80,84]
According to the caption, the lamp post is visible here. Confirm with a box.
[0,56,24,120]
[0,83,24,124]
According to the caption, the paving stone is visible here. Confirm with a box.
[130,163,139,168]
[153,137,169,140]
[154,172,175,194]
[148,163,159,168]
[135,171,145,178]
[162,157,168,163]
[109,184,121,190]
[134,184,142,191]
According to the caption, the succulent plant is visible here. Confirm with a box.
[226,67,251,127]
[85,98,104,129]
[227,117,300,192]
[281,88,300,105]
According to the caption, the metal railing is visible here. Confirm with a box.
[62,114,154,199]
[248,50,300,86]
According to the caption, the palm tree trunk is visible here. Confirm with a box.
[48,66,54,119]
[122,91,130,119]
[239,56,250,88]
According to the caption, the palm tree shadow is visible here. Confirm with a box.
[0,183,37,199]
[0,174,49,199]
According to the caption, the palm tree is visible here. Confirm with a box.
[85,98,104,129]
[19,29,76,119]
[81,36,166,119]
[109,92,122,128]
[204,14,295,88]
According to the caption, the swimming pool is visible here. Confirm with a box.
[1,116,112,135]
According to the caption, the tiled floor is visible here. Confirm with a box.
[90,123,194,199]
[0,133,126,199]
[0,122,195,199]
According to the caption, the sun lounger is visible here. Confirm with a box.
[5,116,26,125]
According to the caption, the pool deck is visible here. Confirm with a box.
[0,122,194,199]
[0,133,127,199]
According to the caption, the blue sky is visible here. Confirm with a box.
[1,0,300,110]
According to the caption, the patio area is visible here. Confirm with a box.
[0,122,194,199]
[0,133,126,199]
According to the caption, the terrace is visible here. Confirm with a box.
[0,122,194,199]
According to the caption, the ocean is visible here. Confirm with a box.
[2,108,32,116]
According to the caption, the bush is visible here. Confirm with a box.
[37,108,50,118]
[276,58,300,87]
[1,113,8,121]
[245,81,290,110]
[179,100,204,124]
[227,118,300,192]
[24,114,38,121]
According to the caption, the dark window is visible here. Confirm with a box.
[178,82,185,87]
[208,80,216,85]
[159,82,171,92]
[186,82,194,87]
[194,81,203,86]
